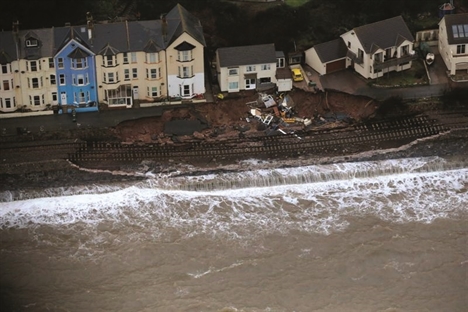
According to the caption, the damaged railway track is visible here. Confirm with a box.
[2,109,467,168]
[67,111,467,168]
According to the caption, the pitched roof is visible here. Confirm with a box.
[352,16,414,53]
[0,4,204,60]
[442,13,468,45]
[165,4,206,47]
[68,47,91,59]
[313,38,348,63]
[217,44,277,67]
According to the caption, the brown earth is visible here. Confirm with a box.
[113,89,378,144]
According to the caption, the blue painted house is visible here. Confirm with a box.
[54,27,98,113]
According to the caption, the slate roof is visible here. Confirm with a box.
[217,44,277,67]
[0,4,204,60]
[68,47,91,59]
[165,4,206,47]
[0,32,16,64]
[352,16,414,54]
[313,38,348,63]
[442,13,468,45]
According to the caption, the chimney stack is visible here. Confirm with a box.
[12,20,19,35]
[161,14,167,42]
[86,12,94,40]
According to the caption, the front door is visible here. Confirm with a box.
[132,86,139,99]
[60,92,67,105]
[245,78,256,90]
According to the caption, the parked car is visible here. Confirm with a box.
[291,68,304,82]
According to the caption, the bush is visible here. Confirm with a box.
[376,96,408,117]
[440,88,468,108]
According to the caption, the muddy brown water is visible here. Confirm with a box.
[0,157,467,312]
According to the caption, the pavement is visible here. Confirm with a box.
[0,106,165,138]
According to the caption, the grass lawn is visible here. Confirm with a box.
[284,0,310,7]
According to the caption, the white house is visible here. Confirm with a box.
[305,39,348,75]
[215,44,278,93]
[306,16,417,79]
[438,13,468,76]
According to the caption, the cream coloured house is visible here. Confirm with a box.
[306,16,417,79]
[0,27,58,112]
[438,13,468,76]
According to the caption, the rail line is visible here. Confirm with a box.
[1,109,468,167]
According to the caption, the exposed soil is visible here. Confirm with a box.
[113,89,378,144]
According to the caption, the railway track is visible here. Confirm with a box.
[2,109,468,167]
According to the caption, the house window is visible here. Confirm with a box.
[146,52,158,63]
[348,41,351,48]
[374,52,382,63]
[276,58,285,68]
[179,66,192,78]
[259,77,271,83]
[147,86,158,97]
[2,64,10,74]
[146,68,157,79]
[59,74,65,85]
[73,58,87,69]
[124,69,130,80]
[0,98,2,108]
[261,64,271,71]
[132,68,138,79]
[5,98,12,108]
[3,80,10,90]
[57,58,64,69]
[452,24,468,39]
[49,58,55,69]
[77,75,85,86]
[52,92,57,102]
[29,61,39,72]
[385,48,392,59]
[456,44,466,54]
[123,53,129,64]
[31,78,39,88]
[104,55,115,67]
[180,84,191,96]
[26,39,38,47]
[30,95,41,106]
[401,45,409,56]
[107,72,115,83]
[178,50,192,62]
[228,68,238,76]
[228,81,238,90]
[246,65,256,72]
[358,49,364,61]
[130,52,137,63]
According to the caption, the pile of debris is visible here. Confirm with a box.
[244,91,356,137]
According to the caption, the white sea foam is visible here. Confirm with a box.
[0,158,466,244]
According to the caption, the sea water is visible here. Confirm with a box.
[0,157,467,311]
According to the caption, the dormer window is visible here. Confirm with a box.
[175,41,195,62]
[103,55,116,67]
[72,58,87,69]
[146,52,159,63]
[178,50,192,62]
[25,39,38,47]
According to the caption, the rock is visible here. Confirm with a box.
[193,131,205,139]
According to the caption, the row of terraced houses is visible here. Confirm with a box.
[0,4,206,113]
[0,3,467,114]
